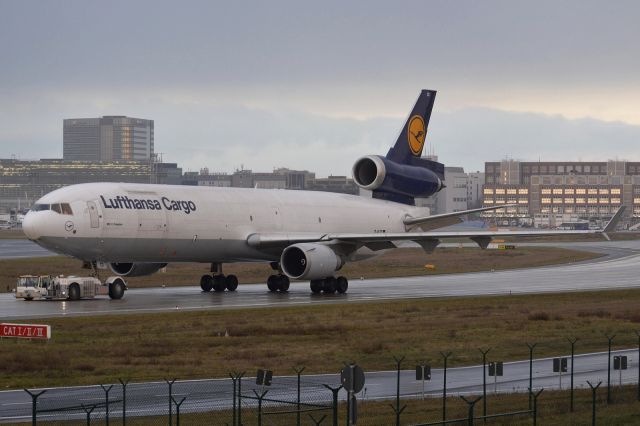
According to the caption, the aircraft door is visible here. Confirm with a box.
[87,201,100,228]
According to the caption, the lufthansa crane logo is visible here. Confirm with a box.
[407,115,426,156]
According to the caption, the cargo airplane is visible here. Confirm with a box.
[22,90,623,295]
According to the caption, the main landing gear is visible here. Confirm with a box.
[201,263,238,292]
[310,276,348,294]
[267,274,290,292]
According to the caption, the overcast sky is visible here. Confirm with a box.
[1,1,639,176]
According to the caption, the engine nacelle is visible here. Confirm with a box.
[109,262,167,277]
[280,243,343,280]
[352,155,443,199]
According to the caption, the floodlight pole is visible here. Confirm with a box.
[526,342,537,410]
[605,334,615,404]
[567,338,578,412]
[478,348,491,422]
[440,351,452,423]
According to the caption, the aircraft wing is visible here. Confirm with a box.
[247,206,625,251]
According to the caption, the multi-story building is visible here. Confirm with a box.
[466,171,485,209]
[63,116,154,161]
[482,159,640,227]
[0,159,180,210]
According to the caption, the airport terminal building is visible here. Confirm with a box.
[0,159,181,211]
[482,159,640,227]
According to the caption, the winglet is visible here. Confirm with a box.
[600,206,625,240]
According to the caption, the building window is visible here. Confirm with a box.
[483,188,494,195]
[599,198,609,204]
[565,188,574,195]
[506,188,517,194]
[541,188,551,194]
[553,198,563,204]
[588,188,598,194]
[576,198,586,204]
[541,198,551,204]
[495,188,505,195]
[611,198,621,204]
[552,188,563,195]
[576,188,586,195]
[518,199,528,204]
[634,198,640,204]
[611,188,621,195]
[598,188,609,195]
[565,198,575,204]
[484,199,494,204]
[518,188,528,194]
[588,198,598,204]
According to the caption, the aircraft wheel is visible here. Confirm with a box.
[267,275,279,292]
[68,283,81,301]
[200,275,213,292]
[322,277,336,294]
[213,275,226,292]
[336,276,348,294]
[109,278,126,300]
[310,279,322,294]
[278,275,290,292]
[225,274,238,292]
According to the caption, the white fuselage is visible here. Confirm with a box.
[23,183,426,263]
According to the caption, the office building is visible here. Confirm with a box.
[63,116,154,161]
[482,159,640,227]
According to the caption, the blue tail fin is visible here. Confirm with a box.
[385,89,436,163]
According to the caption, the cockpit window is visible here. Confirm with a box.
[32,204,50,211]
[31,203,73,215]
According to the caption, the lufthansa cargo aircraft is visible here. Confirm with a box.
[22,90,623,295]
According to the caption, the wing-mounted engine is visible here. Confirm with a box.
[352,155,444,205]
[109,262,167,277]
[280,243,344,280]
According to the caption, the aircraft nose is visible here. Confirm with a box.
[22,212,41,240]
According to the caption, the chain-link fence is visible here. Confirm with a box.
[3,340,640,425]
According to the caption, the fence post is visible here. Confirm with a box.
[253,389,268,426]
[118,378,130,426]
[567,337,578,412]
[171,396,186,426]
[234,371,245,426]
[308,413,327,425]
[323,384,343,426]
[530,388,543,426]
[23,389,46,426]
[294,366,306,426]
[81,404,95,426]
[388,356,407,426]
[635,330,640,402]
[459,396,482,426]
[440,351,452,424]
[587,381,602,426]
[230,372,245,426]
[526,342,537,410]
[605,334,615,404]
[165,378,176,426]
[478,348,491,422]
[99,385,113,426]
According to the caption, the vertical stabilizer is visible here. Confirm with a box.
[385,90,437,163]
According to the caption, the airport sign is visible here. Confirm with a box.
[0,323,51,340]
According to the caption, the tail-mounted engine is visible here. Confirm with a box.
[352,155,444,205]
